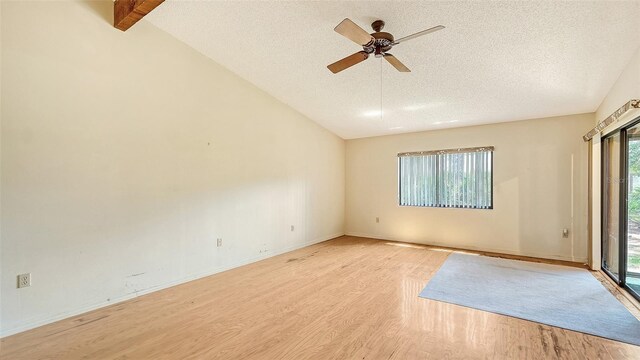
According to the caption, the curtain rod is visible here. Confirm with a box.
[398,146,494,157]
[583,99,640,142]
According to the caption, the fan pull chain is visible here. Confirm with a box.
[380,57,383,122]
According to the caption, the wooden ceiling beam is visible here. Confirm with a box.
[114,0,164,32]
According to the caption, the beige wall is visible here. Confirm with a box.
[346,114,593,262]
[1,0,627,338]
[0,1,345,336]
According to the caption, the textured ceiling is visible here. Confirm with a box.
[146,1,640,139]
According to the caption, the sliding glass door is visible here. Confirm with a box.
[625,124,640,296]
[601,116,640,300]
[602,132,621,281]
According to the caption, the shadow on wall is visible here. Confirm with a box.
[79,0,113,25]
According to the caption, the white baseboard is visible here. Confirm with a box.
[345,232,588,264]
[0,232,344,338]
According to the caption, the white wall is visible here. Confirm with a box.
[346,114,593,262]
[0,1,345,336]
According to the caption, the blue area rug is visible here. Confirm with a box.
[419,253,640,346]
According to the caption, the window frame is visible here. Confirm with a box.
[397,147,494,210]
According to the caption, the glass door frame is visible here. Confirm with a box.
[601,129,624,284]
[601,115,640,301]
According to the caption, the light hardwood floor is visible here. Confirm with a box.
[2,236,639,359]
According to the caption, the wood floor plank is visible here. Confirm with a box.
[1,236,639,359]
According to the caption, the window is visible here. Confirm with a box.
[398,147,493,209]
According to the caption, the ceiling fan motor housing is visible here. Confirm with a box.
[365,32,394,57]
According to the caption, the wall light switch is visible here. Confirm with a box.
[216,238,223,247]
[562,229,569,238]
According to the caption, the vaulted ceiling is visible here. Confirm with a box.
[147,1,640,139]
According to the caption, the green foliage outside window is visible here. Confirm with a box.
[628,140,640,223]
[627,139,640,272]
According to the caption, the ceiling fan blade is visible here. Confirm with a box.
[334,18,375,46]
[327,51,369,73]
[383,54,410,72]
[393,25,445,45]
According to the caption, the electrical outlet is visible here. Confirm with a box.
[376,217,380,223]
[17,273,31,288]
[562,229,569,238]
[216,238,223,247]
[291,225,294,232]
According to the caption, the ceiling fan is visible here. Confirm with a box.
[327,19,445,74]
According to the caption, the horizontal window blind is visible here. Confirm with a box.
[398,147,493,209]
